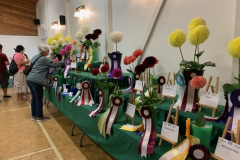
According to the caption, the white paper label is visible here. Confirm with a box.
[162,84,177,97]
[199,91,220,108]
[76,53,81,57]
[64,89,68,93]
[134,80,144,91]
[185,81,195,112]
[228,94,233,112]
[71,62,77,68]
[161,121,179,143]
[232,107,240,137]
[214,137,240,160]
[69,92,73,97]
[63,84,66,91]
[126,103,136,118]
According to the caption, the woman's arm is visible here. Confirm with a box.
[18,58,30,65]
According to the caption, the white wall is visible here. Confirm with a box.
[36,0,238,105]
[0,36,43,59]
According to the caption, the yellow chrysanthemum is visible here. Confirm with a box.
[65,36,72,43]
[186,118,191,139]
[58,37,64,45]
[51,40,58,46]
[188,17,206,31]
[54,33,63,40]
[188,25,210,45]
[169,29,187,47]
[47,37,54,45]
[228,37,240,58]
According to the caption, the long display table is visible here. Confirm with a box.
[44,88,226,160]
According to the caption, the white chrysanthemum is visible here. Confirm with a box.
[110,31,123,43]
[75,31,85,41]
[58,37,64,45]
[81,25,90,34]
[51,40,58,46]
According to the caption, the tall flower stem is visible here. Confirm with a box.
[179,47,184,61]
[132,63,135,72]
[194,45,197,62]
[197,89,200,113]
[148,68,152,101]
[239,58,240,85]
[116,43,117,52]
[153,68,155,76]
[197,45,200,63]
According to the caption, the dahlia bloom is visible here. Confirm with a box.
[228,37,240,58]
[188,17,206,31]
[169,29,187,47]
[110,31,123,43]
[188,25,210,45]
[191,76,207,89]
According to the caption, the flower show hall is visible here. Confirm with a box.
[44,87,226,160]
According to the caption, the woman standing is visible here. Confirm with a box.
[27,44,64,121]
[13,45,30,101]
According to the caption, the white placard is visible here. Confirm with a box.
[71,62,77,68]
[228,94,233,112]
[199,91,220,108]
[161,121,179,143]
[134,80,144,91]
[76,53,81,57]
[64,89,68,93]
[162,84,177,97]
[69,92,73,97]
[126,103,136,118]
[214,137,240,160]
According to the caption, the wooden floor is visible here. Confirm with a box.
[0,88,115,160]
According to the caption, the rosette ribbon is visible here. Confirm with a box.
[138,107,156,158]
[157,76,166,94]
[228,89,240,140]
[174,73,185,109]
[106,96,123,135]
[121,76,133,93]
[70,90,81,103]
[181,71,199,112]
[98,108,110,138]
[187,144,210,160]
[64,58,71,78]
[53,77,58,96]
[89,89,104,117]
[76,81,94,106]
[108,52,123,79]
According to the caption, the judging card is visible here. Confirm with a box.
[199,91,219,108]
[126,103,136,118]
[161,121,179,143]
[71,62,77,68]
[134,80,144,91]
[162,84,177,97]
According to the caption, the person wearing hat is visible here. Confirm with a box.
[13,45,30,101]
[0,44,11,100]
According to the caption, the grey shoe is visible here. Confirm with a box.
[37,116,50,122]
[31,116,37,121]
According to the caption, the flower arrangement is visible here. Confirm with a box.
[110,31,123,52]
[191,76,207,127]
[135,56,164,109]
[169,17,216,71]
[124,49,143,73]
[91,65,116,91]
[80,29,102,49]
[223,37,240,93]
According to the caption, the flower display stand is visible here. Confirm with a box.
[157,105,181,148]
[199,76,219,118]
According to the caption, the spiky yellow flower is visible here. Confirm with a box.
[58,37,64,45]
[54,33,63,40]
[47,37,54,45]
[65,36,72,43]
[169,29,187,47]
[188,17,206,31]
[186,118,191,139]
[51,40,58,46]
[189,25,210,45]
[228,37,240,58]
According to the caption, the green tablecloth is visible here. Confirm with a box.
[77,61,108,71]
[44,88,226,159]
[68,71,130,101]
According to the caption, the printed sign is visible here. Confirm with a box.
[214,137,240,160]
[161,121,179,143]
[126,103,136,118]
[162,84,177,97]
[71,62,77,68]
[134,80,144,91]
[199,91,220,108]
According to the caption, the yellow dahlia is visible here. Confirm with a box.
[228,37,240,58]
[54,33,63,40]
[65,36,72,43]
[188,17,206,31]
[47,37,54,45]
[58,37,64,45]
[188,25,210,45]
[51,40,58,46]
[169,29,187,47]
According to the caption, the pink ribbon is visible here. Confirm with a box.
[89,89,104,117]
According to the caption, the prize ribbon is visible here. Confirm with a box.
[77,81,94,106]
[122,76,133,93]
[174,73,185,109]
[138,107,156,158]
[98,108,110,138]
[158,76,166,94]
[64,58,71,78]
[188,144,210,160]
[108,52,123,79]
[89,89,104,117]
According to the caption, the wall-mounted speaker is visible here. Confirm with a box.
[59,15,65,25]
[34,19,40,25]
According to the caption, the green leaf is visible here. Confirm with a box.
[223,83,240,93]
[195,50,205,58]
[127,69,134,73]
[195,112,207,127]
[202,61,216,67]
